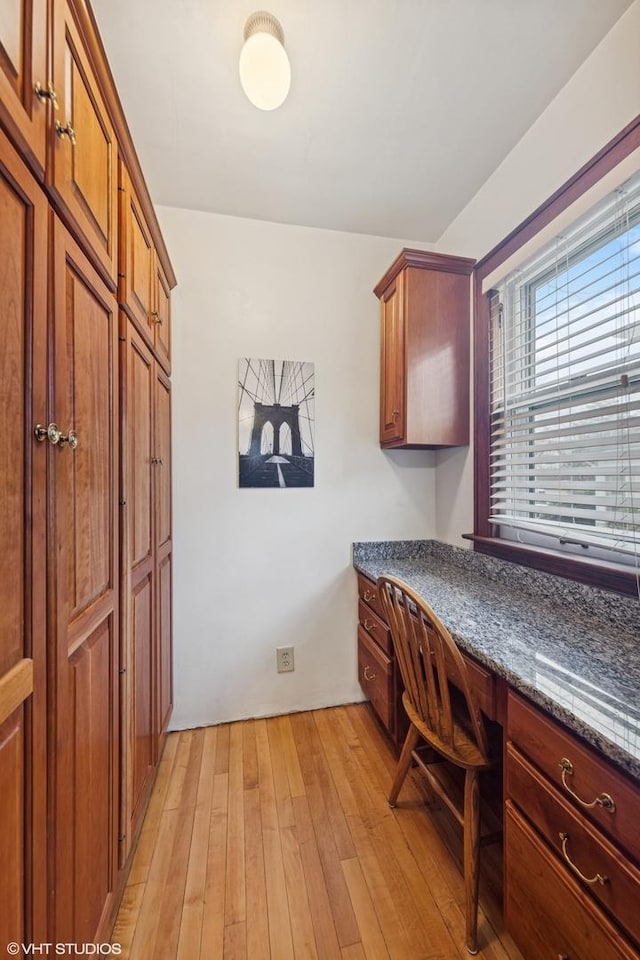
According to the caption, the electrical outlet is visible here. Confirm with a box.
[276,646,294,673]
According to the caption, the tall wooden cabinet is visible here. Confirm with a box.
[0,0,176,949]
[374,249,475,448]
[0,126,48,951]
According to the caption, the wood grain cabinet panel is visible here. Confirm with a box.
[374,249,475,448]
[120,322,173,856]
[119,161,154,337]
[154,256,172,373]
[506,801,638,960]
[50,217,119,942]
[0,0,47,174]
[358,626,394,734]
[50,1,118,286]
[0,129,47,946]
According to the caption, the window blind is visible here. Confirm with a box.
[489,170,640,560]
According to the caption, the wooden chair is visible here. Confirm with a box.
[377,575,496,955]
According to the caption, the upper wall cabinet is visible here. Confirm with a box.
[50,0,118,287]
[119,161,172,372]
[374,249,475,449]
[0,0,48,175]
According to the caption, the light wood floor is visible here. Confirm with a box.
[112,704,524,960]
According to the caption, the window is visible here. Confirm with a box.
[490,173,640,564]
[472,118,640,594]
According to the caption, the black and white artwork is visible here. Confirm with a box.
[238,358,315,488]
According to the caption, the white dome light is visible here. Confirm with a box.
[239,12,291,111]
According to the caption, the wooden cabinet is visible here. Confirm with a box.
[356,575,407,748]
[120,162,172,373]
[120,324,173,860]
[506,690,640,958]
[50,0,118,287]
[0,0,176,948]
[0,0,48,174]
[49,217,120,942]
[0,127,48,949]
[374,249,475,448]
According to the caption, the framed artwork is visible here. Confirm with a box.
[238,358,315,488]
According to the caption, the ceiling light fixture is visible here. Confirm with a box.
[239,11,291,111]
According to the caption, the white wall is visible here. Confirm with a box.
[157,206,437,729]
[434,0,640,546]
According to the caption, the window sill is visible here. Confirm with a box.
[462,534,640,598]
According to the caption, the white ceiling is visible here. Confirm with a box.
[91,0,632,242]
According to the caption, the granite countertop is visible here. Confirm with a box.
[353,540,640,783]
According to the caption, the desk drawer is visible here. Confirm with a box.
[356,573,384,619]
[358,625,393,734]
[507,742,640,946]
[461,652,496,721]
[508,691,639,863]
[358,599,392,656]
[505,801,638,960]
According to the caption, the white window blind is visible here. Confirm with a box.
[489,170,640,562]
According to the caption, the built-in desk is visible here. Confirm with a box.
[353,539,640,960]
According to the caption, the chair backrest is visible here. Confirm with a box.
[377,575,489,763]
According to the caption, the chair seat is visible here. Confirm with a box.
[403,692,494,772]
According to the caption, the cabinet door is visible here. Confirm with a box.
[154,255,171,373]
[0,0,47,174]
[50,217,119,943]
[380,274,405,445]
[155,370,172,748]
[50,0,117,287]
[119,162,154,339]
[0,129,47,949]
[119,324,155,862]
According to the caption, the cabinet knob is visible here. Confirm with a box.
[363,665,376,682]
[392,409,400,419]
[363,619,377,634]
[55,120,76,145]
[34,81,59,111]
[34,423,78,449]
[150,311,163,325]
[363,590,377,603]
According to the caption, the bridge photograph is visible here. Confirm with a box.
[238,358,315,488]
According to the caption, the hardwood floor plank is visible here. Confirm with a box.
[244,785,270,960]
[111,881,144,959]
[225,722,246,926]
[255,718,295,960]
[341,945,367,960]
[279,714,306,798]
[293,795,342,960]
[177,726,217,960]
[223,921,247,960]
[341,857,391,960]
[200,771,229,959]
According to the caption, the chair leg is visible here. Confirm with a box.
[388,724,419,807]
[463,768,481,955]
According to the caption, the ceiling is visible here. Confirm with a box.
[91,0,632,243]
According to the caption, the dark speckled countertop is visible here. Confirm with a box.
[353,540,640,783]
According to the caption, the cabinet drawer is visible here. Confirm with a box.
[507,742,640,946]
[356,574,384,619]
[461,652,496,721]
[358,626,393,734]
[505,801,639,960]
[508,691,640,863]
[358,599,392,656]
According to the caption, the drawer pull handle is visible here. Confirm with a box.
[363,665,376,682]
[363,619,377,633]
[558,832,608,886]
[558,758,616,813]
[363,590,377,603]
